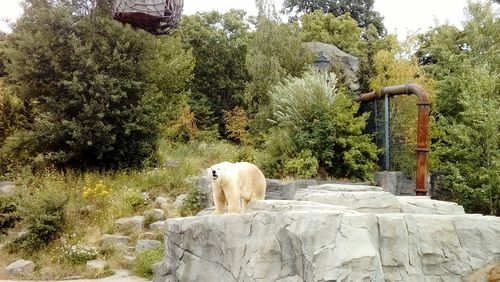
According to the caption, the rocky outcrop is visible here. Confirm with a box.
[155,187,500,282]
[303,41,360,92]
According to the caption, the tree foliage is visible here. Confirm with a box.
[245,2,314,136]
[282,0,385,34]
[299,11,364,57]
[177,10,250,137]
[423,1,500,215]
[1,2,194,170]
[265,70,379,179]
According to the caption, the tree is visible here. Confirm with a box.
[177,10,250,138]
[299,11,364,57]
[245,1,314,135]
[1,2,194,170]
[427,1,500,215]
[282,0,385,35]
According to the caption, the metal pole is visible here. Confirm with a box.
[384,95,390,170]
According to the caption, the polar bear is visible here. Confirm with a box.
[208,162,266,214]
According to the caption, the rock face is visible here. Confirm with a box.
[155,186,500,282]
[303,41,360,92]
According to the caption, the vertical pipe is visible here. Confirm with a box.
[384,95,390,170]
[357,83,430,196]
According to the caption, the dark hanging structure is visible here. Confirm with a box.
[112,0,183,35]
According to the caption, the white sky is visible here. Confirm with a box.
[0,0,477,40]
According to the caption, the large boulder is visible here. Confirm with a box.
[155,189,500,282]
[303,41,360,92]
[5,259,35,276]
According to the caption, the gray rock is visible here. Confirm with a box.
[101,234,129,250]
[0,181,16,196]
[136,239,162,252]
[115,216,145,232]
[144,209,166,221]
[196,174,213,209]
[304,41,360,91]
[149,220,168,232]
[155,196,169,208]
[5,259,35,276]
[86,260,108,272]
[173,194,188,209]
[397,196,465,215]
[307,183,383,192]
[155,196,500,282]
[295,190,401,213]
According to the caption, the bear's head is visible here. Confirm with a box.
[208,162,232,181]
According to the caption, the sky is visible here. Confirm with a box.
[0,0,474,40]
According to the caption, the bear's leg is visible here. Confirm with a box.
[241,198,249,212]
[224,185,240,214]
[212,184,226,215]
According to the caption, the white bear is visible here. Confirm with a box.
[208,162,266,214]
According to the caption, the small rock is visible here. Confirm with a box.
[0,181,16,196]
[142,192,150,202]
[149,220,167,232]
[144,209,166,221]
[163,160,179,169]
[5,259,35,276]
[136,240,162,252]
[101,234,129,250]
[173,194,188,209]
[155,196,169,207]
[115,216,145,232]
[86,260,108,272]
[123,255,136,264]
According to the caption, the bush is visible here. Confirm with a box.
[267,71,379,180]
[134,247,164,279]
[283,150,319,179]
[0,196,21,234]
[9,186,67,252]
[179,189,202,217]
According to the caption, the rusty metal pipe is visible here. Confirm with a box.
[357,83,431,196]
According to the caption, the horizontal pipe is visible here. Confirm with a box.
[357,83,430,196]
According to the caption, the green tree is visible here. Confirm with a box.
[177,10,250,137]
[299,11,365,57]
[428,1,500,215]
[1,2,194,170]
[282,0,385,35]
[265,70,379,179]
[245,2,314,135]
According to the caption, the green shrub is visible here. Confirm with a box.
[267,71,379,180]
[283,150,319,179]
[8,186,67,252]
[134,247,164,279]
[179,189,202,217]
[0,196,21,234]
